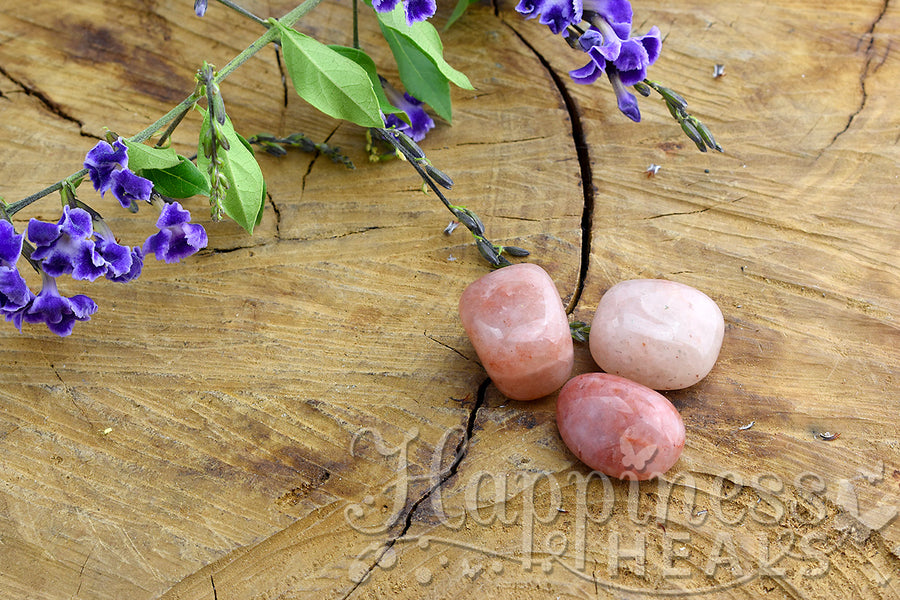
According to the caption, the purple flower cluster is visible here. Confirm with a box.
[372,0,436,26]
[381,80,435,142]
[516,0,661,121]
[0,141,209,337]
[28,206,143,283]
[0,218,97,336]
[84,138,154,209]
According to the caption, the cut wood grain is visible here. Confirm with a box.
[0,0,897,599]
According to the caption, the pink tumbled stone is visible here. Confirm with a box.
[459,263,574,401]
[589,279,724,390]
[556,373,685,480]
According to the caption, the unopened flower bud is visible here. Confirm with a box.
[680,119,707,152]
[501,245,530,257]
[452,207,484,236]
[693,119,722,152]
[476,237,502,267]
[633,82,652,97]
[425,164,453,189]
[262,142,287,157]
[394,131,426,160]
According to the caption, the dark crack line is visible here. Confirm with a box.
[267,190,282,239]
[211,574,218,600]
[0,64,91,136]
[644,196,745,220]
[504,25,594,315]
[340,378,490,599]
[423,330,470,360]
[825,0,890,151]
[274,45,289,108]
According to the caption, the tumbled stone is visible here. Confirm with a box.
[556,373,685,480]
[459,263,573,401]
[589,279,724,390]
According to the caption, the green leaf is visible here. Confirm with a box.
[444,0,479,31]
[142,156,210,199]
[276,23,384,128]
[380,27,452,122]
[122,140,182,172]
[375,4,473,91]
[196,109,265,234]
[328,45,403,117]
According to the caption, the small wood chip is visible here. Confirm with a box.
[739,421,755,430]
[819,431,841,441]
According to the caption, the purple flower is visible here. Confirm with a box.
[28,206,107,281]
[372,0,436,25]
[0,220,23,268]
[143,202,208,263]
[381,80,435,142]
[608,67,642,121]
[568,2,661,121]
[516,0,583,35]
[105,245,143,283]
[23,272,97,337]
[583,0,633,39]
[93,221,143,282]
[0,221,34,327]
[194,0,208,16]
[403,0,436,24]
[571,24,660,83]
[84,139,129,196]
[0,267,33,330]
[83,138,154,208]
[110,168,153,208]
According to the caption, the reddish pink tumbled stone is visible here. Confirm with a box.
[459,263,574,401]
[556,373,685,480]
[589,279,725,390]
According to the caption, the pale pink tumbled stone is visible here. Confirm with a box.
[556,373,685,480]
[459,263,574,401]
[589,279,724,390]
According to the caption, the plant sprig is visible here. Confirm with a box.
[369,127,528,268]
[636,79,723,152]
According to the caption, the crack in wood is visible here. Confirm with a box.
[824,0,891,151]
[340,378,490,599]
[0,63,94,137]
[274,46,289,109]
[502,23,595,315]
[423,331,470,361]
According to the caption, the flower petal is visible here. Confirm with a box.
[84,139,128,195]
[0,221,24,267]
[569,60,605,85]
[111,168,153,208]
[372,0,400,13]
[404,0,436,24]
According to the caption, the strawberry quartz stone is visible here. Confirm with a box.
[459,263,574,401]
[556,373,685,480]
[589,279,724,390]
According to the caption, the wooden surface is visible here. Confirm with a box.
[0,1,898,599]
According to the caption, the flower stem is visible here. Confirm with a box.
[6,0,326,216]
[214,0,268,27]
